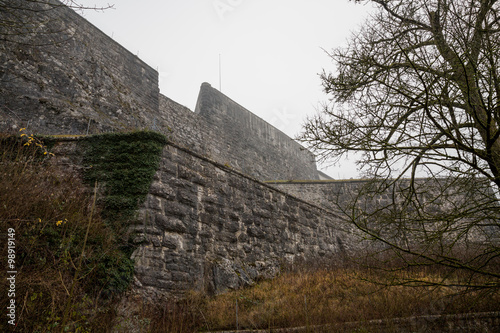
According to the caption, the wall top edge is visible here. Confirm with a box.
[61,0,158,75]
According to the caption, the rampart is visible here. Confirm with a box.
[135,141,352,296]
[0,0,344,299]
[268,178,498,215]
[49,137,359,299]
[0,1,319,181]
[160,83,319,180]
[269,179,500,249]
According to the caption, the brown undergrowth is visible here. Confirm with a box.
[146,260,500,332]
[0,132,122,332]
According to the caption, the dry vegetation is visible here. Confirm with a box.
[146,262,500,332]
[0,133,124,332]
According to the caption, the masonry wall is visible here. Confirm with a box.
[126,142,357,298]
[268,180,371,214]
[158,85,320,181]
[158,94,214,157]
[268,179,498,214]
[270,179,500,247]
[1,1,322,181]
[0,0,159,135]
[193,83,319,180]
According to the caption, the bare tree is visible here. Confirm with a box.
[300,0,500,290]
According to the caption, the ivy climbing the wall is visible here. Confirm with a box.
[79,131,168,296]
[81,130,168,224]
[0,130,169,331]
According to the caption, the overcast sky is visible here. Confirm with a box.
[76,0,375,179]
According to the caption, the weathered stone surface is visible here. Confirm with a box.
[155,215,186,233]
[0,2,159,135]
[129,142,358,299]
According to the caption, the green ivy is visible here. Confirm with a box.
[79,130,168,296]
[80,131,167,222]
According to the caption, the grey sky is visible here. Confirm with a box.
[76,0,375,179]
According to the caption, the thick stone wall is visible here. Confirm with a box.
[268,179,498,214]
[1,1,321,181]
[194,83,319,181]
[0,0,159,134]
[48,136,359,298]
[158,94,214,157]
[268,180,371,213]
[126,142,357,298]
[159,85,320,181]
[269,179,500,247]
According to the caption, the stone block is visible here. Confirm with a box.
[162,233,180,249]
[171,271,192,283]
[149,182,175,200]
[198,229,213,239]
[242,244,253,253]
[199,213,214,225]
[252,207,272,218]
[170,178,196,191]
[203,204,218,214]
[159,161,177,177]
[177,164,196,180]
[177,188,198,208]
[163,201,190,218]
[224,219,240,233]
[145,195,162,211]
[155,214,186,233]
[247,225,265,238]
[128,225,163,236]
[216,231,238,243]
[150,236,162,247]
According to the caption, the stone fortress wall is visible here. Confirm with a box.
[161,83,319,180]
[0,0,159,135]
[1,0,496,302]
[47,135,359,298]
[0,0,318,181]
[127,141,357,297]
[0,0,355,296]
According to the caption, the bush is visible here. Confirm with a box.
[0,132,129,332]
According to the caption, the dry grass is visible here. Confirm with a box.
[200,267,499,331]
[146,262,500,332]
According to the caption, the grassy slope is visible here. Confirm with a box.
[147,263,500,332]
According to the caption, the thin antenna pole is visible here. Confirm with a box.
[219,53,222,91]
